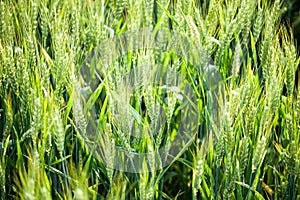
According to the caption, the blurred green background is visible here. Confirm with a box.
[283,0,300,45]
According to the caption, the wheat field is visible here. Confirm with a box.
[0,0,299,199]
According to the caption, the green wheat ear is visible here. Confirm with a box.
[143,0,154,27]
[115,0,127,20]
[232,41,241,81]
[251,135,266,172]
[2,92,13,143]
[239,136,250,176]
[253,8,263,42]
[295,89,300,130]
[53,105,65,156]
[0,2,7,39]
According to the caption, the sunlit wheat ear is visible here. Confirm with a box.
[232,41,241,81]
[40,4,49,47]
[73,81,88,136]
[241,0,256,45]
[2,92,13,143]
[20,96,41,146]
[246,100,257,136]
[285,113,294,141]
[3,45,18,95]
[23,1,38,66]
[0,134,11,198]
[146,136,157,172]
[239,136,249,176]
[260,34,274,81]
[139,169,155,199]
[223,104,234,152]
[70,4,79,45]
[282,141,299,176]
[31,97,42,144]
[144,85,161,134]
[40,62,50,89]
[223,90,244,197]
[242,82,252,109]
[134,53,150,97]
[114,0,127,20]
[53,105,65,156]
[265,69,282,117]
[223,154,234,200]
[102,123,115,183]
[251,135,266,172]
[108,75,137,156]
[0,2,6,38]
[0,3,14,45]
[204,0,219,38]
[287,141,300,176]
[215,18,236,66]
[214,128,225,165]
[164,67,178,127]
[110,80,133,136]
[27,32,37,68]
[228,88,240,122]
[192,141,205,197]
[253,8,263,42]
[27,151,40,199]
[295,89,300,130]
[282,33,297,97]
[225,0,239,23]
[143,0,154,27]
[187,15,201,49]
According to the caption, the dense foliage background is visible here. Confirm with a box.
[0,0,300,199]
[283,0,300,44]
